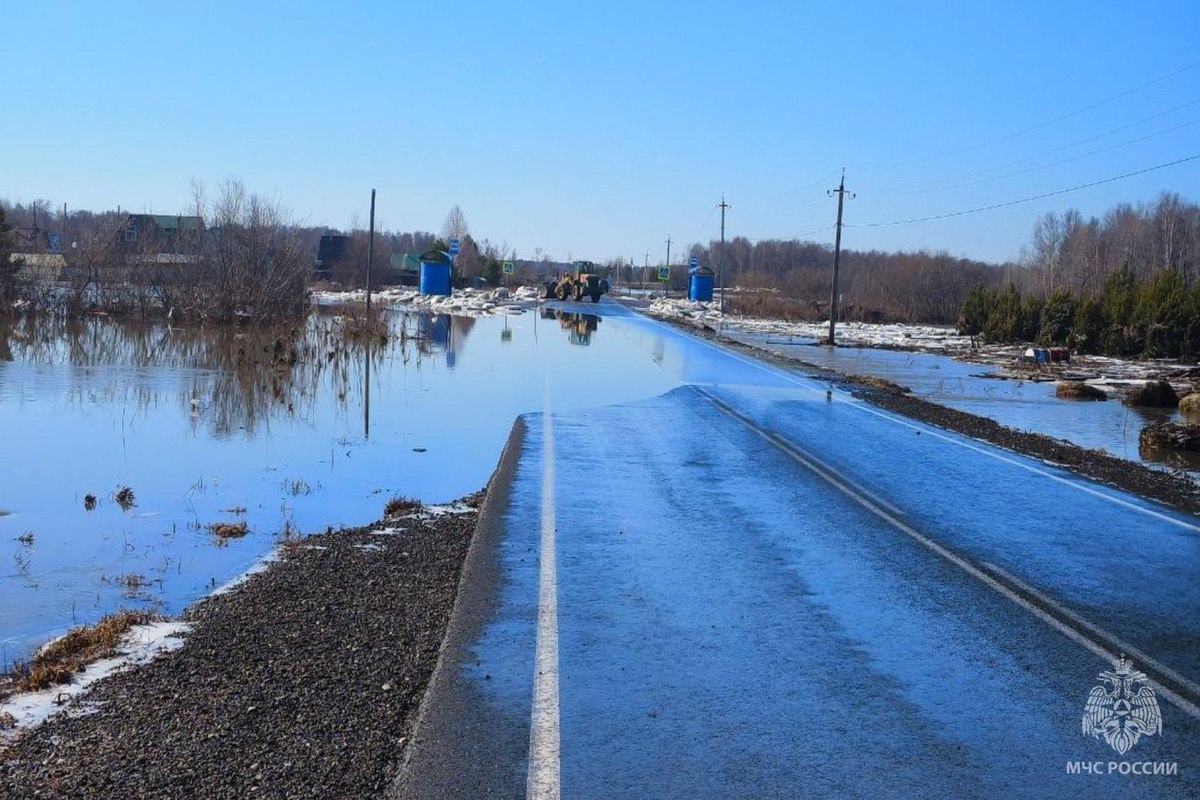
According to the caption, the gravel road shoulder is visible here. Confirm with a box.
[0,496,481,799]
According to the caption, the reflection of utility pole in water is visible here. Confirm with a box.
[363,338,371,440]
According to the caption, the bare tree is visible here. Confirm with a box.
[198,179,310,323]
[441,205,469,244]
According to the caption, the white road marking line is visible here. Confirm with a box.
[527,410,561,800]
[636,311,1200,533]
[702,390,1200,719]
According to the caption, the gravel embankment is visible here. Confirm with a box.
[673,319,1200,516]
[0,497,480,799]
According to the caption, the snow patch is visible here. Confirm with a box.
[0,621,190,741]
[209,551,279,597]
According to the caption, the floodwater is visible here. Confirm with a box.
[729,332,1194,474]
[0,306,680,664]
[3,306,1194,665]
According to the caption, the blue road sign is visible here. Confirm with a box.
[658,267,670,281]
[689,255,698,268]
[449,239,461,256]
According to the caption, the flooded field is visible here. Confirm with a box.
[0,306,680,664]
[729,332,1191,473]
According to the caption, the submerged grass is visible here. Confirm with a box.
[208,521,249,539]
[0,610,164,702]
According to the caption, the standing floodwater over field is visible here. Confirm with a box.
[0,306,680,664]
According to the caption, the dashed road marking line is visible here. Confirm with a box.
[701,388,1200,719]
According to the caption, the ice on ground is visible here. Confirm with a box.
[0,621,190,741]
[419,502,476,517]
[353,542,385,552]
[209,551,279,598]
[369,527,406,536]
[644,296,969,352]
[312,285,541,317]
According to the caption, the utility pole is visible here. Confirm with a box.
[664,234,672,298]
[827,170,854,345]
[718,195,731,313]
[643,252,649,291]
[366,189,376,314]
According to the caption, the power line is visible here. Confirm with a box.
[846,153,1200,228]
[881,96,1200,197]
[888,58,1200,168]
[951,96,1200,182]
[921,117,1200,194]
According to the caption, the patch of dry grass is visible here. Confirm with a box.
[0,610,164,702]
[337,302,390,343]
[384,496,421,517]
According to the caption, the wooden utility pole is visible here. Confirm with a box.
[366,189,376,314]
[664,234,672,298]
[718,195,731,312]
[827,171,854,345]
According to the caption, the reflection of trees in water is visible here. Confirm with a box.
[0,312,418,437]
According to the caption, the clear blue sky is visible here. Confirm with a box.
[4,0,1198,265]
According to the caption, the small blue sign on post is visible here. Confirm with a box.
[502,261,514,275]
[688,255,698,268]
[449,239,461,257]
[658,267,670,282]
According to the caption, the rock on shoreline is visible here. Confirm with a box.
[0,498,480,799]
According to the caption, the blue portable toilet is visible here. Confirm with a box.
[689,265,715,302]
[418,250,453,296]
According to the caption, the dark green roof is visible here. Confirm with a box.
[131,214,203,233]
[391,253,421,270]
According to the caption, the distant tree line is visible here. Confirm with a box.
[959,192,1200,358]
[672,238,1000,324]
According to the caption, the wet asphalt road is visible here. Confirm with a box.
[392,303,1200,799]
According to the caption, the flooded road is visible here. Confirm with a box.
[397,305,1200,799]
[0,306,682,663]
[727,333,1189,473]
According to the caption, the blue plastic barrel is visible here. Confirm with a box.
[689,267,715,302]
[418,249,453,296]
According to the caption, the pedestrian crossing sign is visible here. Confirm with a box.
[658,267,670,281]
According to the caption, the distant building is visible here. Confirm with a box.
[8,252,67,282]
[121,214,203,253]
[388,253,420,287]
[314,234,350,280]
[14,227,53,252]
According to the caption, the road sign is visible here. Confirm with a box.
[502,261,514,274]
[658,267,670,281]
[449,239,460,257]
[688,255,698,268]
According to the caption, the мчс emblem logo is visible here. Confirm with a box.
[1082,655,1163,755]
